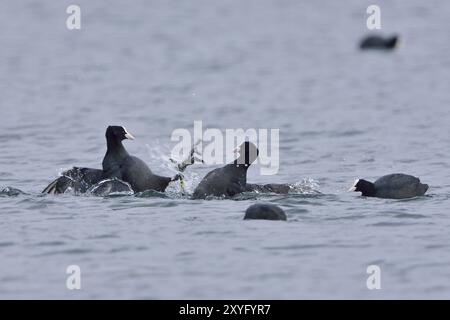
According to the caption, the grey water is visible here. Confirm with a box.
[1,0,450,299]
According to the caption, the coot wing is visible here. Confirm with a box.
[43,167,104,194]
[192,167,232,199]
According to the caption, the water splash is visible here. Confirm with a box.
[290,178,321,194]
[0,187,26,197]
[89,179,134,197]
[144,141,202,195]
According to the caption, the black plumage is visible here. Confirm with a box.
[192,142,259,199]
[43,126,178,194]
[349,173,428,199]
[360,34,399,50]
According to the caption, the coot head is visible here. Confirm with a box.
[388,35,399,48]
[234,141,259,166]
[349,179,376,197]
[105,126,135,142]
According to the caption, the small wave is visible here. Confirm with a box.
[394,213,427,219]
[0,187,26,197]
[232,193,260,201]
[0,241,15,248]
[331,129,365,137]
[370,221,414,227]
[37,248,94,257]
[264,243,366,251]
[34,241,66,247]
[134,190,168,198]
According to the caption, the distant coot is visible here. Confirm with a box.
[349,173,428,199]
[43,126,179,194]
[360,34,399,50]
[244,203,287,221]
[192,141,259,199]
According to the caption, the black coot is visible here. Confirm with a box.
[101,126,179,193]
[360,34,399,50]
[244,203,287,221]
[349,173,428,199]
[43,126,179,194]
[192,142,259,199]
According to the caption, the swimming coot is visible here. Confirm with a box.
[192,141,259,199]
[349,173,428,199]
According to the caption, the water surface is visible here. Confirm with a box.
[1,0,450,299]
